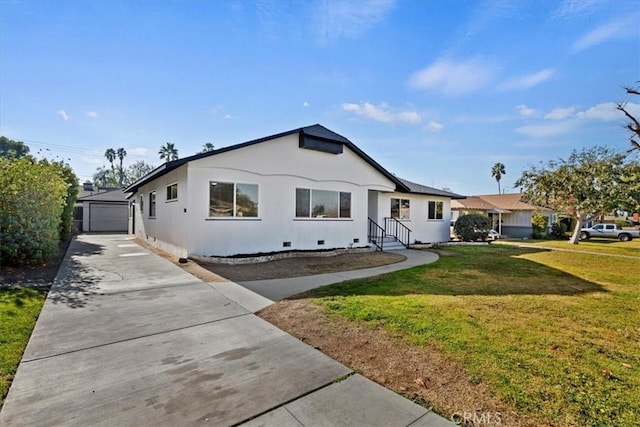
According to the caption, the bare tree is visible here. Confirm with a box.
[617,85,640,152]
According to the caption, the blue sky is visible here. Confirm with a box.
[1,0,638,195]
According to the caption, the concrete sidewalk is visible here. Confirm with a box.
[237,249,439,301]
[0,234,453,426]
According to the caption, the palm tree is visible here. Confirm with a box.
[491,162,506,194]
[159,142,178,162]
[116,147,127,186]
[201,142,215,153]
[104,148,116,184]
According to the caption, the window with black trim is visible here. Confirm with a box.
[391,198,410,219]
[209,181,258,218]
[166,183,178,201]
[149,192,156,217]
[428,201,443,220]
[295,188,351,218]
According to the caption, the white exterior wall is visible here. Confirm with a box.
[503,211,533,226]
[134,166,189,257]
[375,192,451,243]
[185,134,396,256]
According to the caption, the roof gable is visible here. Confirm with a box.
[125,124,410,193]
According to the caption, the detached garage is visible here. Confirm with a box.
[77,189,130,232]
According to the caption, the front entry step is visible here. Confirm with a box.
[381,236,406,251]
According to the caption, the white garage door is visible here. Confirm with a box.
[89,203,128,232]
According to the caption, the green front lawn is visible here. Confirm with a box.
[505,238,640,258]
[302,244,640,426]
[0,287,47,407]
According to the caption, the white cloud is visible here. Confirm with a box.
[409,57,496,96]
[544,106,578,120]
[516,120,577,138]
[223,114,233,120]
[576,102,640,121]
[303,101,310,107]
[573,16,638,51]
[314,0,395,44]
[501,68,554,90]
[426,120,444,132]
[516,104,536,117]
[342,102,421,124]
[57,110,70,121]
[86,111,98,118]
[461,0,523,39]
[551,0,604,21]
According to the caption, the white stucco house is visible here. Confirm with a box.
[124,125,463,257]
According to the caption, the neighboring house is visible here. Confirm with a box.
[124,124,463,257]
[451,193,551,238]
[77,189,130,232]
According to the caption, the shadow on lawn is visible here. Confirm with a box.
[290,247,606,298]
[48,237,106,309]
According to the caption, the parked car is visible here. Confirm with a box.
[579,223,640,241]
[485,229,500,241]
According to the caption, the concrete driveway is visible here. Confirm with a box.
[0,234,452,426]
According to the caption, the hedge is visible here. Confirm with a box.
[0,157,68,265]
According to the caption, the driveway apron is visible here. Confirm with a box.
[0,234,452,426]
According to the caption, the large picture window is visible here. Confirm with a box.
[209,181,258,218]
[296,188,351,218]
[149,192,156,217]
[428,201,444,220]
[391,198,410,219]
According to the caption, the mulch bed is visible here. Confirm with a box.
[193,251,407,282]
[0,238,72,288]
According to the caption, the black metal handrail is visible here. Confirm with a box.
[384,217,411,248]
[368,217,385,251]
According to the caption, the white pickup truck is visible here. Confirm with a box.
[579,223,640,241]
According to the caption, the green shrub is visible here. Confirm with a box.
[454,214,491,241]
[0,157,68,265]
[614,219,630,228]
[47,160,78,240]
[549,222,568,239]
[532,213,548,233]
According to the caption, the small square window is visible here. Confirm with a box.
[283,241,291,247]
[166,183,178,201]
[317,240,325,245]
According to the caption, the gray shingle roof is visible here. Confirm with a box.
[398,178,465,199]
[77,189,129,202]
